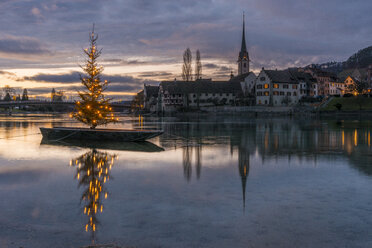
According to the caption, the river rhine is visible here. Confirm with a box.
[0,114,371,248]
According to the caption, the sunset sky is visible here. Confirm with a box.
[0,0,371,100]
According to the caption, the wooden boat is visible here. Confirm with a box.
[40,138,165,152]
[40,127,164,142]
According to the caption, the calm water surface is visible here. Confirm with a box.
[0,114,372,248]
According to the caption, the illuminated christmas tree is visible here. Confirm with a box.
[72,26,118,129]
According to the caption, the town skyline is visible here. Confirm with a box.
[0,0,371,100]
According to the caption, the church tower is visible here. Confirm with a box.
[238,13,249,75]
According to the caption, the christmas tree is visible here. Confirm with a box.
[72,26,118,129]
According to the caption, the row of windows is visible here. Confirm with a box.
[273,91,297,96]
[164,99,183,104]
[257,91,298,96]
[257,91,269,96]
[257,83,297,89]
[165,93,235,98]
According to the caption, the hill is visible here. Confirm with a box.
[306,46,372,73]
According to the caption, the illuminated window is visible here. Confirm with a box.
[273,84,279,88]
[292,85,297,89]
[264,84,269,89]
[264,91,269,96]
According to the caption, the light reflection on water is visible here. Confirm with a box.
[0,114,372,248]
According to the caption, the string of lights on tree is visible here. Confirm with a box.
[71,26,118,129]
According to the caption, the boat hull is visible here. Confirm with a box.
[40,127,163,142]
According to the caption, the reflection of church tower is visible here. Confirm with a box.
[238,146,250,211]
[238,13,249,75]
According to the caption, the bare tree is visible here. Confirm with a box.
[2,85,15,101]
[22,89,29,101]
[195,49,202,80]
[182,48,192,81]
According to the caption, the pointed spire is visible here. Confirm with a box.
[241,12,247,53]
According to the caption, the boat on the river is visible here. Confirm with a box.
[40,127,164,142]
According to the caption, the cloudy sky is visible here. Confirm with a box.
[0,0,371,100]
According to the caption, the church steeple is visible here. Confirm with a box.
[238,12,249,75]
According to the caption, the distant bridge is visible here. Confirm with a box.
[0,100,131,109]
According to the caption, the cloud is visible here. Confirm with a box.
[0,35,51,60]
[138,71,173,78]
[0,0,372,74]
[19,71,158,99]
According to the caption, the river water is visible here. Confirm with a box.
[0,114,371,248]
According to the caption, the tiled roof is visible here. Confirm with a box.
[230,72,255,82]
[264,70,296,83]
[144,85,159,100]
[263,69,316,84]
[160,80,243,95]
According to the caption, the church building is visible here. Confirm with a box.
[230,14,256,104]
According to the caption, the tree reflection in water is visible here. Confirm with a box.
[70,149,117,242]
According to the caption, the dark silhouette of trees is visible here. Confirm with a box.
[22,89,29,101]
[2,85,15,101]
[195,49,202,80]
[182,48,192,81]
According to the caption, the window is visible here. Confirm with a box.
[206,93,208,96]
[259,100,262,104]
[213,93,215,97]
[220,93,223,96]
[257,92,262,96]
[257,85,262,89]
[273,91,279,95]
[273,84,279,88]
[179,94,182,97]
[265,100,267,104]
[260,77,265,81]
[243,63,246,68]
[293,92,297,96]
[292,85,297,89]
[193,94,196,97]
[287,92,291,96]
[264,91,269,96]
[283,84,289,89]
[280,92,284,95]
[264,84,269,89]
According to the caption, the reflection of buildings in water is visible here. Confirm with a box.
[0,120,31,140]
[70,149,117,242]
